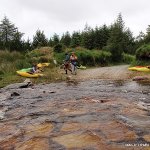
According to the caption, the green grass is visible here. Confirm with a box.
[31,67,66,85]
[0,73,23,88]
[0,48,64,88]
[0,50,24,63]
[0,66,65,88]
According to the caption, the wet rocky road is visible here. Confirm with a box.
[0,78,150,150]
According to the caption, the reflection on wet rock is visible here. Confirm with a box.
[52,131,103,149]
[16,138,49,150]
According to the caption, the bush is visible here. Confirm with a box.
[76,50,111,66]
[39,56,50,62]
[131,59,150,66]
[26,47,53,57]
[15,59,31,69]
[122,53,135,64]
[54,43,65,53]
[54,52,66,64]
[26,47,53,63]
[94,51,111,65]
[53,48,111,66]
[136,44,150,60]
[80,51,94,66]
[103,43,123,62]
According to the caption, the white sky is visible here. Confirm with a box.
[0,0,150,40]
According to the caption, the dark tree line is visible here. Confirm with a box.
[1,14,150,59]
[0,16,32,51]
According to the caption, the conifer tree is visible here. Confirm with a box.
[108,24,123,61]
[52,33,60,46]
[106,13,135,61]
[23,38,32,51]
[10,30,24,51]
[48,38,54,47]
[60,31,71,47]
[0,16,23,50]
[70,31,81,48]
[144,25,150,44]
[81,24,95,49]
[94,25,110,50]
[122,28,135,54]
[106,13,124,61]
[32,29,48,49]
[135,31,145,50]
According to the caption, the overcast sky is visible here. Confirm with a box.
[0,0,150,40]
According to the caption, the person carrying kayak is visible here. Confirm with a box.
[70,52,78,75]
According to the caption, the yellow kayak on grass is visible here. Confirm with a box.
[37,63,50,68]
[128,66,150,72]
[16,71,44,78]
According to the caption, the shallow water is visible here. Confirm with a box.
[0,79,150,149]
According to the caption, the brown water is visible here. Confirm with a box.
[0,79,150,150]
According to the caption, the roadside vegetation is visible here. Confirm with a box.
[0,13,149,87]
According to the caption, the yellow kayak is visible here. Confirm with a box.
[128,66,150,72]
[128,66,142,71]
[16,71,43,78]
[136,67,150,72]
[37,63,50,68]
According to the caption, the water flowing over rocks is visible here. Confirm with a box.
[0,79,150,150]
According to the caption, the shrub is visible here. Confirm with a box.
[136,44,150,60]
[76,50,111,66]
[39,56,50,62]
[26,47,53,63]
[0,70,4,76]
[78,51,94,66]
[54,49,111,66]
[122,53,135,64]
[26,47,53,57]
[15,59,31,69]
[54,43,65,53]
[54,52,66,64]
[94,51,111,65]
[103,43,123,62]
[131,59,150,66]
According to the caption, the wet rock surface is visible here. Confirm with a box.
[0,79,150,150]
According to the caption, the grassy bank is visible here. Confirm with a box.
[0,48,65,88]
[0,47,149,88]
